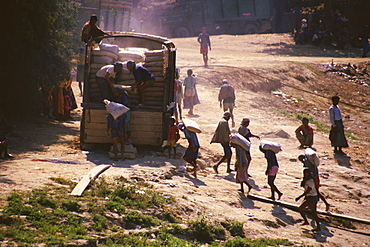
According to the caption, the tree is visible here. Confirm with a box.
[0,0,79,116]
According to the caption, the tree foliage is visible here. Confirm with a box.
[1,0,79,116]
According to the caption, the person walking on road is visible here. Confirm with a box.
[183,69,199,115]
[218,79,236,127]
[197,27,211,67]
[232,143,253,194]
[211,112,232,174]
[295,168,321,232]
[179,123,200,178]
[238,117,260,176]
[298,154,330,211]
[260,146,283,201]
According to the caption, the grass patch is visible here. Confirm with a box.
[345,133,360,141]
[224,236,293,247]
[125,210,162,229]
[49,177,73,186]
[221,219,245,237]
[188,215,226,242]
[0,177,301,246]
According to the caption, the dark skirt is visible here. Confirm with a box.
[329,119,348,148]
[183,147,199,160]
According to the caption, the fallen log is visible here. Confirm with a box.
[247,194,370,225]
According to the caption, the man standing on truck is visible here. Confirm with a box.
[197,27,211,68]
[126,60,155,106]
[81,15,108,43]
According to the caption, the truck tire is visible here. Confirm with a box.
[245,24,258,34]
[175,27,190,38]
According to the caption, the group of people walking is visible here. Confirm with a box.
[168,77,349,232]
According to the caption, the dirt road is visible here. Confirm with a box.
[1,33,369,246]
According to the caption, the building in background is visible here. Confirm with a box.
[76,0,133,33]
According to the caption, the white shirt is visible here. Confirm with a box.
[96,65,116,79]
[329,105,342,127]
[305,178,318,197]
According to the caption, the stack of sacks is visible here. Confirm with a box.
[88,44,119,102]
[114,61,143,98]
[90,44,119,76]
[108,143,137,160]
[129,49,166,106]
[144,50,165,76]
[118,47,147,63]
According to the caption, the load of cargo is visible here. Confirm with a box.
[80,33,176,147]
[88,43,167,106]
[230,133,251,151]
[259,139,282,153]
[304,148,320,167]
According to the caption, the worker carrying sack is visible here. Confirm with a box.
[260,139,282,153]
[230,133,251,151]
[104,99,129,120]
[182,118,201,133]
[304,148,320,167]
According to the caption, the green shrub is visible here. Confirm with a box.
[50,177,73,186]
[188,216,226,242]
[61,200,81,212]
[125,211,161,229]
[105,200,126,215]
[224,236,293,247]
[221,220,245,237]
[92,214,110,232]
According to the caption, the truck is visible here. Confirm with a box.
[160,0,292,37]
[80,33,176,148]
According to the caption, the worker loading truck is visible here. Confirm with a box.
[80,33,176,148]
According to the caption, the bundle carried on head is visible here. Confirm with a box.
[259,139,282,153]
[182,118,201,133]
[230,133,251,151]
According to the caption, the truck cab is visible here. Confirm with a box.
[80,33,176,147]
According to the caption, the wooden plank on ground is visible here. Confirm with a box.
[247,194,370,225]
[71,165,111,196]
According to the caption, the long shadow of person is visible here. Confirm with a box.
[271,204,296,226]
[238,192,260,210]
[301,222,333,244]
[334,153,351,168]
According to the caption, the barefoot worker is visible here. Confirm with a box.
[232,143,253,194]
[259,146,283,200]
[329,95,348,155]
[298,154,330,211]
[295,168,321,232]
[126,60,155,106]
[96,62,123,101]
[218,79,236,127]
[183,69,199,115]
[197,27,211,67]
[178,123,200,178]
[211,112,232,174]
[238,117,260,177]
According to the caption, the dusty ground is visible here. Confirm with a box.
[1,33,370,246]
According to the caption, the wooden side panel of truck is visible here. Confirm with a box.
[80,33,176,147]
